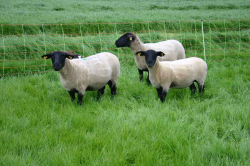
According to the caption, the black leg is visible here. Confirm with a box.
[161,90,168,103]
[68,89,77,101]
[77,93,84,105]
[108,80,117,96]
[198,83,205,93]
[97,86,106,101]
[156,87,168,103]
[138,69,143,81]
[111,85,117,96]
[156,87,163,98]
[189,82,196,94]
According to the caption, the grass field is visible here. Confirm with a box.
[0,0,250,165]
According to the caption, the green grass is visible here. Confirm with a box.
[1,0,250,24]
[0,59,250,165]
[0,0,250,165]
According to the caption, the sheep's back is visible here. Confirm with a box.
[144,40,185,61]
[81,52,120,90]
[160,57,207,88]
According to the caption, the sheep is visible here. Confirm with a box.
[135,50,207,103]
[41,51,120,105]
[115,32,186,83]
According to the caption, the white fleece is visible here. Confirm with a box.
[148,57,207,92]
[130,35,186,70]
[59,52,120,95]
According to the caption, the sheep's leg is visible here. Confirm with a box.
[156,87,163,98]
[108,80,117,96]
[138,69,143,81]
[97,86,106,101]
[189,82,196,94]
[68,89,77,101]
[160,90,168,103]
[156,87,168,103]
[198,83,205,93]
[77,93,84,105]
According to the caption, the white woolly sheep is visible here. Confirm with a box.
[136,50,207,102]
[115,32,186,83]
[42,51,120,105]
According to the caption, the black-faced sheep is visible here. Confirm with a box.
[115,33,186,83]
[42,51,120,105]
[136,50,207,103]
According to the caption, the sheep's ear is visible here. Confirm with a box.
[136,51,145,56]
[127,33,135,41]
[41,53,51,60]
[65,54,74,60]
[157,51,165,57]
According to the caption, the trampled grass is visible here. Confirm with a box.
[0,0,250,165]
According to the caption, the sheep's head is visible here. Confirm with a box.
[136,50,164,67]
[115,32,136,47]
[41,51,75,71]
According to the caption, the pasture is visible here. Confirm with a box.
[0,0,250,165]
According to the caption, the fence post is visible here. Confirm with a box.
[22,24,27,74]
[147,21,151,43]
[194,20,197,57]
[61,24,66,52]
[42,24,47,72]
[179,20,182,43]
[98,24,103,52]
[238,20,241,58]
[114,23,120,56]
[209,20,212,57]
[1,25,5,76]
[163,21,168,40]
[224,19,227,59]
[79,24,85,57]
[201,20,206,62]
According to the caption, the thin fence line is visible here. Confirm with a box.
[1,52,249,66]
[1,19,250,26]
[1,27,249,37]
[1,37,249,49]
[0,46,249,57]
[1,57,250,70]
[1,58,250,77]
[1,19,249,77]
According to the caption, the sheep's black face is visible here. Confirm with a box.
[145,50,159,67]
[115,33,135,47]
[136,50,165,68]
[50,51,68,71]
[42,51,75,71]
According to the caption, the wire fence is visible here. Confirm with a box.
[0,19,249,77]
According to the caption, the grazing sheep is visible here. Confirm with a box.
[115,32,186,83]
[42,51,120,105]
[136,50,207,102]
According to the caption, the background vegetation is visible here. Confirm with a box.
[0,0,250,165]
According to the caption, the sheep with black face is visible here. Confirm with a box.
[136,50,207,103]
[115,33,186,83]
[42,51,120,105]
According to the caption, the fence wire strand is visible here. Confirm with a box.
[0,20,249,77]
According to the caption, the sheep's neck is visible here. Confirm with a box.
[149,60,161,76]
[130,37,147,53]
[59,59,73,79]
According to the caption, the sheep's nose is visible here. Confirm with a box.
[147,61,154,67]
[54,63,60,67]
